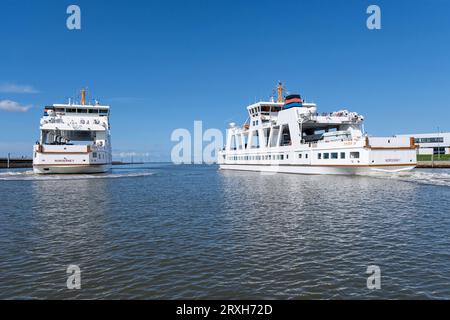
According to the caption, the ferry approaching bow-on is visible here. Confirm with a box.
[218,83,417,175]
[33,89,112,174]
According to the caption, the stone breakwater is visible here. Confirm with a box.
[0,158,32,168]
[416,161,450,168]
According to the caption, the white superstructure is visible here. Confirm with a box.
[33,89,112,174]
[218,83,417,175]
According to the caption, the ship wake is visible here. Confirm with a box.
[0,170,154,181]
[380,169,450,187]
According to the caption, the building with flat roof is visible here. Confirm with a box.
[397,132,450,155]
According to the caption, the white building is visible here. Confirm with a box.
[397,132,450,155]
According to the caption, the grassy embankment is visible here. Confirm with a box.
[417,154,450,161]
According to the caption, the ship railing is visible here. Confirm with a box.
[366,136,415,148]
[37,144,92,153]
[311,113,363,123]
[311,112,351,117]
[41,118,64,124]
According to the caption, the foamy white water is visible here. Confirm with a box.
[0,169,154,181]
[379,169,450,187]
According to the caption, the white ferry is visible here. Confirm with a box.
[218,83,417,175]
[33,89,112,174]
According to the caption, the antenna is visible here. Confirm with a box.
[81,88,86,105]
[276,81,285,103]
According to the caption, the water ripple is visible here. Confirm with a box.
[0,165,449,299]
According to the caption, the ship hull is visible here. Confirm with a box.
[33,164,111,174]
[219,164,416,175]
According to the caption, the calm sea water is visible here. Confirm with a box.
[0,164,449,299]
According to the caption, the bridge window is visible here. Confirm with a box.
[324,153,329,159]
[331,152,338,159]
[340,152,346,159]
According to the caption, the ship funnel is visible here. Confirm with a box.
[283,94,303,109]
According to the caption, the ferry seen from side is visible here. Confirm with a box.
[33,89,112,174]
[218,83,417,175]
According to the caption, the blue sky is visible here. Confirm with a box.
[1,0,449,160]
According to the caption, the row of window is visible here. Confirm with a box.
[228,154,289,161]
[249,106,282,115]
[415,137,444,144]
[227,151,360,161]
[48,107,109,115]
[317,152,360,159]
[249,108,260,116]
